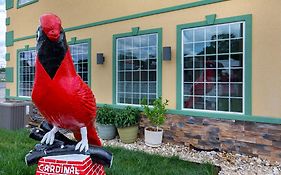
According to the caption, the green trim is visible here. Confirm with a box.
[176,14,253,115]
[205,14,216,25]
[96,103,281,125]
[131,27,140,36]
[67,38,92,88]
[112,27,162,104]
[69,37,77,45]
[6,96,31,101]
[6,17,10,26]
[5,89,10,98]
[5,53,11,61]
[17,0,38,9]
[5,67,14,82]
[13,0,224,42]
[6,31,14,47]
[6,0,14,10]
[14,35,35,42]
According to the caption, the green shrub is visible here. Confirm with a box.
[96,105,115,125]
[141,97,168,129]
[114,107,140,128]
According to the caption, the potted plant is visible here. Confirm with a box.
[141,97,168,147]
[96,105,117,140]
[114,106,140,143]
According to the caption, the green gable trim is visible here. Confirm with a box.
[131,27,140,35]
[5,67,14,82]
[112,28,163,105]
[13,0,224,42]
[69,37,77,45]
[6,17,10,26]
[17,0,38,9]
[6,31,14,47]
[176,14,252,116]
[6,0,14,10]
[97,103,281,125]
[5,53,10,61]
[205,14,216,25]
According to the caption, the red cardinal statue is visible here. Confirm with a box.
[32,13,102,151]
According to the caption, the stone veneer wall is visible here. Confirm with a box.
[139,114,281,162]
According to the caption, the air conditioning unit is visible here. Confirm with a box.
[0,101,32,130]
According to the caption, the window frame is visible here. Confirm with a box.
[176,14,252,116]
[17,0,38,9]
[181,21,245,114]
[17,47,36,98]
[112,28,163,106]
[16,38,92,99]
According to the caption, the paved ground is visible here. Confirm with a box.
[0,82,5,102]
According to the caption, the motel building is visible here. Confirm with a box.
[4,0,281,162]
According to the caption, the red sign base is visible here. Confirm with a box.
[35,154,105,175]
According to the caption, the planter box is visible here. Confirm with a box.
[0,101,31,130]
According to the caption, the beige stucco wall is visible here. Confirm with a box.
[6,0,281,118]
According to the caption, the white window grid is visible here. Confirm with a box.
[19,50,36,97]
[116,33,158,105]
[181,21,245,113]
[70,43,89,84]
[18,0,34,5]
[18,43,89,97]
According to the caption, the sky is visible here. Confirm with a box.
[0,0,5,68]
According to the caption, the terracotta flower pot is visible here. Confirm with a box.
[144,127,163,147]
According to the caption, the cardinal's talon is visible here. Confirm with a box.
[41,126,58,145]
[75,139,89,152]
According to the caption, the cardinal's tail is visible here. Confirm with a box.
[73,124,102,146]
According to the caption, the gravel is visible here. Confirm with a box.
[103,138,281,175]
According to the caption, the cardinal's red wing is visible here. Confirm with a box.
[73,76,97,117]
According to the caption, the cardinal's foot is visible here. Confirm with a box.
[75,127,89,152]
[41,126,59,145]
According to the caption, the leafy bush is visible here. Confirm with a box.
[114,107,140,128]
[141,97,168,129]
[96,105,115,125]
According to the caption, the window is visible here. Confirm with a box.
[18,42,90,97]
[182,22,244,113]
[18,0,36,6]
[116,33,158,105]
[19,50,36,97]
[69,43,89,84]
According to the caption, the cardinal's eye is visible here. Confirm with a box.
[36,30,40,41]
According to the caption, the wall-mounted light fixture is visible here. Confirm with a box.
[97,53,104,64]
[163,47,171,61]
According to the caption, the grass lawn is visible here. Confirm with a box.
[0,129,218,175]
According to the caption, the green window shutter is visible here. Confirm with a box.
[6,31,14,47]
[5,67,14,82]
[5,53,11,61]
[6,0,14,10]
[6,17,10,26]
